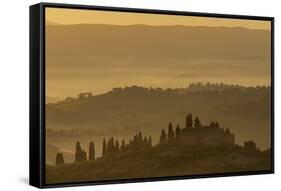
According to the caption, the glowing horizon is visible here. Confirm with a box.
[46,8,270,30]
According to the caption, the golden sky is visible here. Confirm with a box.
[46,7,270,30]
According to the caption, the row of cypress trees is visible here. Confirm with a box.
[56,141,96,166]
[55,114,223,166]
[159,123,181,145]
[102,132,152,157]
[75,141,96,162]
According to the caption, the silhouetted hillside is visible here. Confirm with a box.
[46,85,271,149]
[46,117,271,184]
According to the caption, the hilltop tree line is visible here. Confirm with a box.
[187,82,270,92]
[47,82,270,106]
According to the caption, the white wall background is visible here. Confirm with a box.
[0,0,279,190]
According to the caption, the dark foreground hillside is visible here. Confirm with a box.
[46,115,271,184]
[46,145,271,184]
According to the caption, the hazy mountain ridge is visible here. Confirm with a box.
[46,24,270,60]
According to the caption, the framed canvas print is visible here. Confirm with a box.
[29,2,274,188]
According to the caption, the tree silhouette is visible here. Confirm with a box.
[194,117,201,127]
[80,150,87,161]
[121,139,126,151]
[144,136,148,146]
[55,153,64,166]
[168,123,175,143]
[148,136,152,147]
[215,122,220,128]
[87,92,93,98]
[138,132,143,146]
[186,114,193,128]
[78,92,86,100]
[244,140,257,152]
[107,138,111,153]
[175,124,181,141]
[115,140,120,152]
[225,128,230,134]
[133,134,138,148]
[75,141,82,162]
[209,121,216,127]
[102,138,107,157]
[107,137,115,154]
[89,141,95,160]
[138,132,143,141]
[75,141,87,162]
[159,129,167,144]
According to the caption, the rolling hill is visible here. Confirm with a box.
[46,86,271,149]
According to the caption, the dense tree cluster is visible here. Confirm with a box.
[209,121,220,128]
[187,82,269,92]
[75,142,87,162]
[159,123,180,145]
[158,113,235,146]
[78,92,93,100]
[102,132,152,157]
[128,132,152,149]
[244,140,257,152]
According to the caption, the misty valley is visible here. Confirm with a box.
[45,83,271,184]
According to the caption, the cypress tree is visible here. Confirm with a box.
[215,122,220,128]
[186,114,193,128]
[80,150,87,161]
[225,128,230,134]
[55,153,64,166]
[144,136,148,147]
[89,141,95,160]
[133,134,138,147]
[148,136,152,147]
[107,137,113,154]
[121,139,126,151]
[209,121,216,127]
[138,132,143,145]
[115,140,120,152]
[168,122,175,143]
[75,141,82,162]
[102,138,107,157]
[159,129,167,144]
[194,117,201,127]
[175,124,181,140]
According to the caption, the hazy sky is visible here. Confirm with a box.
[45,7,271,99]
[46,7,270,30]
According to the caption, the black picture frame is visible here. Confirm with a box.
[30,2,275,189]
